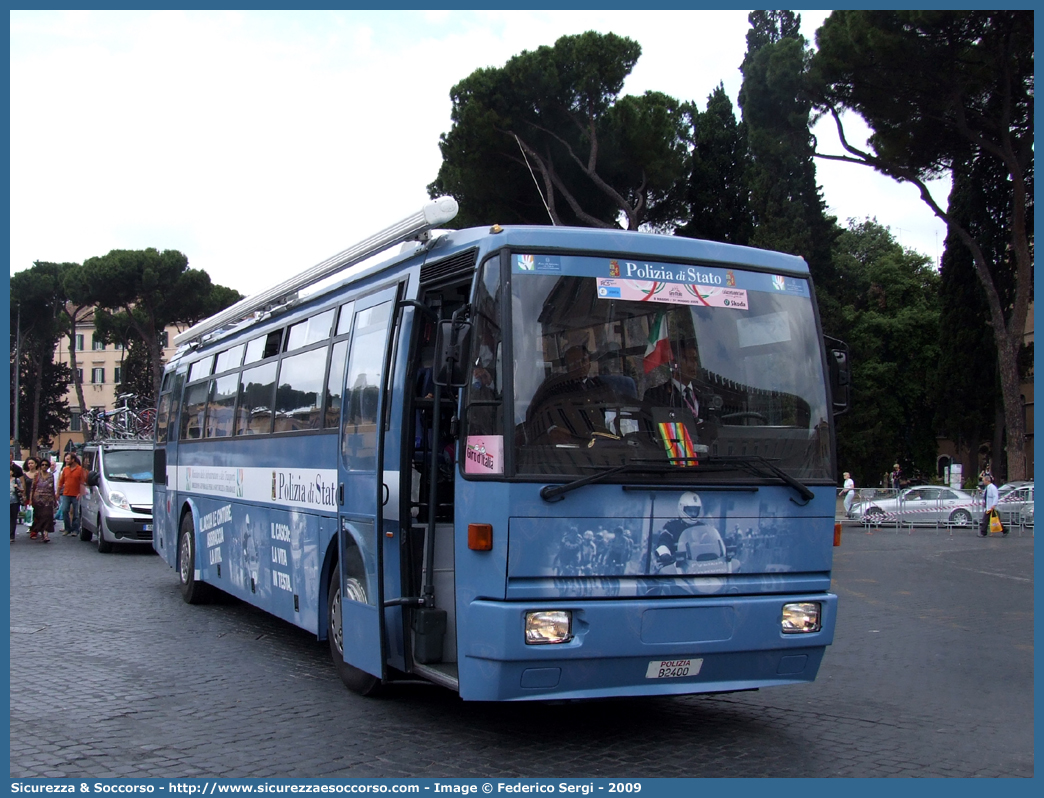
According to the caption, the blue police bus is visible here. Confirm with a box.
[153,198,847,701]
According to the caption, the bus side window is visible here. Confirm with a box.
[180,382,210,440]
[273,347,327,432]
[341,301,393,471]
[324,340,348,428]
[155,391,172,442]
[205,374,238,438]
[235,361,277,436]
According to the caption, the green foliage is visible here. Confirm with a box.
[429,31,689,231]
[10,263,69,452]
[809,10,1034,480]
[739,10,840,327]
[674,85,753,245]
[81,248,242,397]
[115,338,156,408]
[831,220,941,486]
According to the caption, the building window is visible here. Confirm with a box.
[70,412,82,432]
[114,366,123,384]
[92,334,105,351]
[73,368,83,384]
[75,334,84,351]
[159,330,169,348]
[91,367,105,384]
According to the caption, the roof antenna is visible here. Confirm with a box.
[514,134,556,225]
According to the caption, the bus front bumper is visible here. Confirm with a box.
[456,592,837,701]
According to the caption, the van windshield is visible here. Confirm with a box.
[103,450,154,482]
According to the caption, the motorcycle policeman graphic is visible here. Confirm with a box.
[653,491,729,575]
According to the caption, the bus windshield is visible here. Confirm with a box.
[505,252,831,481]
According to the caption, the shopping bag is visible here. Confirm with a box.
[23,506,33,526]
[989,509,1004,534]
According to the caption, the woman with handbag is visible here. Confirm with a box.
[27,457,57,543]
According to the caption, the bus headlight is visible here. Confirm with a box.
[525,610,573,644]
[781,602,821,633]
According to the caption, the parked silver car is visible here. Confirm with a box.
[852,485,979,526]
[996,483,1034,527]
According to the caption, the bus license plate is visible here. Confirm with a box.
[645,658,703,679]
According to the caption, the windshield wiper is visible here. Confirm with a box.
[538,457,684,501]
[700,455,814,503]
[539,455,814,504]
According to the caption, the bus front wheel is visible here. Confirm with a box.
[327,565,381,696]
[178,513,214,605]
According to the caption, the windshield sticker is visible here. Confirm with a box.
[514,253,809,297]
[464,435,504,475]
[516,254,561,273]
[597,278,749,309]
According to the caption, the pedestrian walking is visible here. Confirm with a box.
[10,464,25,541]
[842,471,856,517]
[57,452,86,537]
[979,473,1003,537]
[28,457,57,543]
[889,463,902,490]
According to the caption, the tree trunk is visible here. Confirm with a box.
[67,332,91,442]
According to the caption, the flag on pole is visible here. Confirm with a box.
[644,312,671,374]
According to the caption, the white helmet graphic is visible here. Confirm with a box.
[678,491,703,520]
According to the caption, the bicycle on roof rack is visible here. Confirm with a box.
[81,393,157,441]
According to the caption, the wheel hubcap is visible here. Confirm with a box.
[179,532,191,584]
[330,586,343,655]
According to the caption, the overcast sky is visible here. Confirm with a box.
[10,9,949,297]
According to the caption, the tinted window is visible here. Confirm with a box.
[181,382,210,440]
[342,301,392,471]
[336,301,356,336]
[235,362,277,436]
[215,344,245,373]
[155,391,172,442]
[325,340,348,428]
[286,309,335,351]
[273,348,327,432]
[244,336,265,365]
[188,356,214,382]
[205,374,239,438]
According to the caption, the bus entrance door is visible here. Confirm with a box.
[336,285,400,679]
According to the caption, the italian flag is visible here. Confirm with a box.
[644,312,671,374]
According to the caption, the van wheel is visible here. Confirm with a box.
[327,558,381,696]
[96,517,113,553]
[79,526,92,542]
[178,513,213,604]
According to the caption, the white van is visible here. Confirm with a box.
[81,441,154,553]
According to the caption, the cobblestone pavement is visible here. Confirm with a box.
[8,521,1033,778]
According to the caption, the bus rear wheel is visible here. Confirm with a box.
[178,513,214,604]
[327,564,381,696]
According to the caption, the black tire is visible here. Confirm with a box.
[96,516,113,553]
[79,525,92,542]
[327,555,382,696]
[865,507,885,524]
[177,513,213,604]
[948,508,972,527]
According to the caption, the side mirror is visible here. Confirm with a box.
[434,318,472,388]
[87,471,100,488]
[825,337,850,415]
